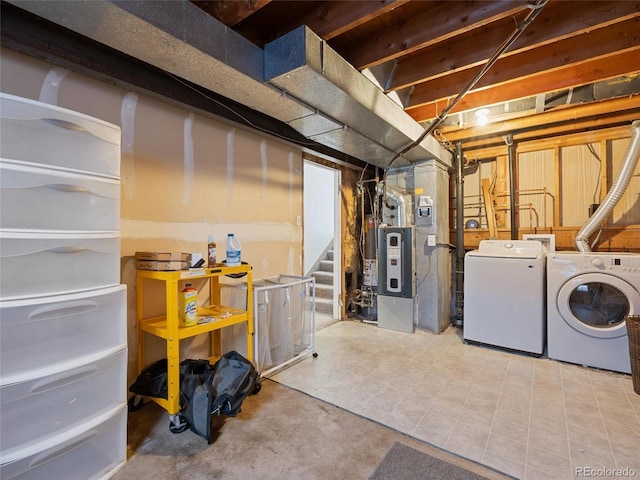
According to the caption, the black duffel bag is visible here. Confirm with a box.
[129,352,260,443]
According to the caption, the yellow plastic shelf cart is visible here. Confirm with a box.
[135,265,253,420]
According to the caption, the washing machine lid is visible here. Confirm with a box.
[467,240,543,259]
[557,272,640,339]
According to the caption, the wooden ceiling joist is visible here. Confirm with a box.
[436,95,640,148]
[408,19,640,109]
[309,0,411,41]
[407,49,640,123]
[456,112,640,154]
[388,1,640,92]
[193,0,272,27]
[335,1,526,70]
[186,0,639,152]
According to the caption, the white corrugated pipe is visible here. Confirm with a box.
[376,183,407,227]
[575,120,640,252]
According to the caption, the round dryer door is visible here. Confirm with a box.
[558,273,640,338]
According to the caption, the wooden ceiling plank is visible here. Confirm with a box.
[308,0,411,41]
[192,0,272,27]
[216,1,327,46]
[449,120,637,158]
[408,19,640,108]
[340,0,527,70]
[409,18,640,107]
[407,72,640,126]
[390,1,640,91]
[406,50,640,123]
[438,96,640,143]
[463,121,633,160]
[458,115,639,152]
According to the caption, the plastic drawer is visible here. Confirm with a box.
[0,285,126,382]
[0,231,120,300]
[0,93,120,178]
[0,160,120,231]
[0,347,127,454]
[0,405,127,480]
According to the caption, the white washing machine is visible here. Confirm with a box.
[464,240,546,355]
[547,252,640,374]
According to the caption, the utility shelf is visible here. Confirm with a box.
[139,305,249,339]
[136,264,253,415]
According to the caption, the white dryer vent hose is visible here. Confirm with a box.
[575,120,640,252]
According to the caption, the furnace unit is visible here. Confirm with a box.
[377,226,415,332]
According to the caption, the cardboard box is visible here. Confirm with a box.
[135,252,192,262]
[135,260,191,271]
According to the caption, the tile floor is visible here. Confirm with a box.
[270,320,640,480]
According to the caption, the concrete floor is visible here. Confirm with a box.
[114,379,511,480]
[115,318,639,479]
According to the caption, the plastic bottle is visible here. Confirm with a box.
[226,233,241,266]
[180,283,198,327]
[207,234,217,267]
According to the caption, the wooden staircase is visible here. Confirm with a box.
[310,249,334,315]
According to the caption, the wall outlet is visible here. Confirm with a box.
[296,215,302,226]
[427,234,436,246]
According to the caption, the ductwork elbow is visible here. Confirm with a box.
[376,183,407,227]
[575,120,640,252]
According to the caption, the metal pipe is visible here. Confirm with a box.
[575,120,640,251]
[505,135,518,239]
[544,187,547,229]
[495,187,554,229]
[455,143,465,326]
[376,183,406,227]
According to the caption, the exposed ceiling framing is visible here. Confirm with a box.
[194,0,640,150]
[2,0,639,164]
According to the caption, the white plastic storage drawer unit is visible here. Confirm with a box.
[0,93,121,178]
[0,347,127,454]
[0,404,127,480]
[0,231,120,299]
[0,285,126,382]
[0,160,120,231]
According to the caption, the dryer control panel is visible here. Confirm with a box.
[607,255,640,273]
[557,252,640,274]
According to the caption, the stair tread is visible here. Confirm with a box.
[314,297,333,314]
[313,272,334,285]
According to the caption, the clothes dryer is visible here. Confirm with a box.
[464,240,546,354]
[547,252,640,374]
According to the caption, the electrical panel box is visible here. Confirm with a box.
[377,227,414,298]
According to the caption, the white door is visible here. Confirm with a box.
[557,273,639,339]
[303,161,341,320]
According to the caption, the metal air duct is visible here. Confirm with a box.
[6,0,315,125]
[8,1,447,169]
[376,183,407,227]
[575,120,640,252]
[265,26,448,169]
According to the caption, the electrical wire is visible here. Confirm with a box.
[358,163,369,183]
[165,70,322,148]
[382,0,549,185]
